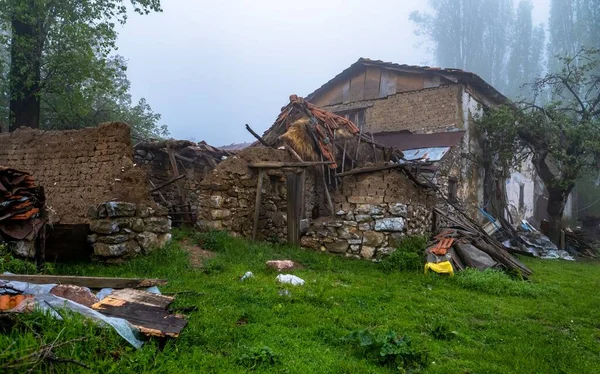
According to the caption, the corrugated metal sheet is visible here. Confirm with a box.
[373,130,465,151]
[402,147,451,162]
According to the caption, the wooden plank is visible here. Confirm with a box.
[299,170,306,219]
[252,169,264,240]
[247,161,334,168]
[335,163,402,178]
[109,289,174,309]
[320,155,334,215]
[149,174,187,193]
[285,145,304,162]
[364,66,382,100]
[286,173,302,247]
[0,275,167,289]
[92,297,187,338]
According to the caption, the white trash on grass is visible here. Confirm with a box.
[240,271,254,281]
[276,274,305,286]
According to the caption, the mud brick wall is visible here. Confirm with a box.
[301,169,437,259]
[0,122,152,224]
[322,85,461,134]
[135,150,211,217]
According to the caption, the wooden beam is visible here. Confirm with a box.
[286,145,304,162]
[248,161,334,168]
[246,124,271,147]
[135,139,195,150]
[174,153,195,163]
[149,174,187,193]
[0,275,167,289]
[335,163,402,178]
[252,169,265,240]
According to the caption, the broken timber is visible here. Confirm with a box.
[0,275,167,289]
[149,174,187,194]
[92,289,186,338]
[248,161,334,168]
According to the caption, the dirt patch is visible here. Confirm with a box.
[180,240,216,268]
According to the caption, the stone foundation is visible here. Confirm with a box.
[300,169,436,259]
[87,201,171,261]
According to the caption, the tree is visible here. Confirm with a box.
[480,49,600,243]
[410,0,514,90]
[41,55,168,139]
[505,0,545,99]
[0,0,162,132]
[548,0,600,73]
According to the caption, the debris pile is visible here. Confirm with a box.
[0,167,46,257]
[0,274,187,347]
[565,228,598,258]
[427,209,533,277]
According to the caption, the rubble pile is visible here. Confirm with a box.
[0,166,46,257]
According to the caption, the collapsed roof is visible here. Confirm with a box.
[260,95,403,169]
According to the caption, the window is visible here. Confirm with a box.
[335,109,365,130]
[519,184,525,211]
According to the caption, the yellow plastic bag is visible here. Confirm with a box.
[424,261,454,276]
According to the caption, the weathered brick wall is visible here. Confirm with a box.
[301,169,437,259]
[0,122,152,224]
[323,85,461,134]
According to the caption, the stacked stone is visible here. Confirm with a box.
[198,170,288,242]
[301,202,411,259]
[88,201,171,261]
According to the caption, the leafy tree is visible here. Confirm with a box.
[548,0,600,73]
[480,49,600,242]
[0,0,164,136]
[410,0,514,91]
[506,0,545,99]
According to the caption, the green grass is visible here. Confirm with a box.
[2,229,600,373]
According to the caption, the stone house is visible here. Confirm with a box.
[305,58,536,221]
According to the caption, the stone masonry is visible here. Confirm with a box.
[87,201,171,261]
[300,169,437,259]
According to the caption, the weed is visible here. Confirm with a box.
[345,329,428,372]
[426,318,457,340]
[237,346,279,370]
[0,244,37,274]
[380,235,428,272]
[451,268,541,297]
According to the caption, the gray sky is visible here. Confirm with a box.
[116,0,550,146]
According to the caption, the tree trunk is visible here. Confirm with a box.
[9,1,42,131]
[546,187,571,245]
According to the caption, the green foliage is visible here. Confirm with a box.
[237,346,280,370]
[380,235,427,273]
[451,268,542,297]
[0,0,167,137]
[425,318,457,341]
[345,329,428,372]
[0,243,37,274]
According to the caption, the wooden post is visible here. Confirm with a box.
[287,173,303,247]
[167,142,192,225]
[299,169,306,219]
[320,154,334,215]
[252,169,265,240]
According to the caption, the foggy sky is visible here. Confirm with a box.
[116,0,550,146]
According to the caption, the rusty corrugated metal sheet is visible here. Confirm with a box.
[372,130,465,151]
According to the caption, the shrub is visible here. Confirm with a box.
[380,235,428,273]
[345,329,428,372]
[198,230,231,252]
[237,346,279,370]
[425,318,457,340]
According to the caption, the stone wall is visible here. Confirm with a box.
[197,148,298,242]
[0,122,152,224]
[87,201,171,262]
[300,169,437,259]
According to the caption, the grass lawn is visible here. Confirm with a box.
[2,229,600,373]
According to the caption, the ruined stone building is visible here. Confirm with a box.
[306,58,538,222]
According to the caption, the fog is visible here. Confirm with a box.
[116,0,551,146]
